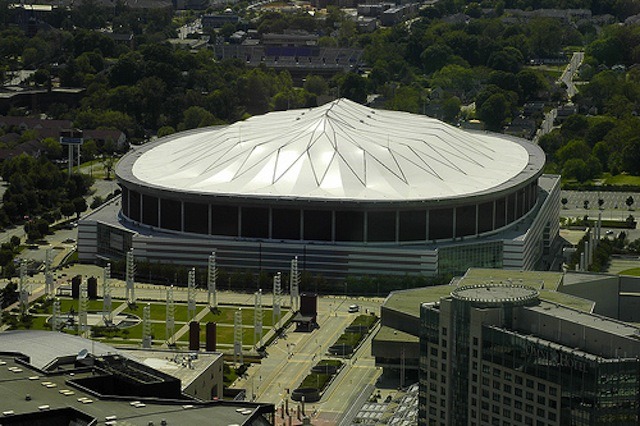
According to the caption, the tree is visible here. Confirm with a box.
[556,139,591,165]
[563,158,589,182]
[626,196,635,210]
[81,140,98,162]
[101,156,117,180]
[517,69,548,102]
[386,86,421,113]
[528,18,563,57]
[441,96,461,123]
[585,119,616,147]
[487,47,522,73]
[61,202,75,219]
[40,138,63,159]
[628,238,640,254]
[24,221,41,242]
[620,138,640,175]
[627,215,636,227]
[178,106,218,131]
[90,196,104,209]
[488,71,519,94]
[33,68,50,86]
[586,36,624,67]
[303,75,328,96]
[420,44,453,74]
[157,126,175,138]
[476,93,511,131]
[431,64,476,94]
[338,73,367,104]
[72,197,87,219]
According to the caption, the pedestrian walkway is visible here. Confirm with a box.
[165,305,211,348]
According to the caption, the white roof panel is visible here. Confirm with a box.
[131,99,535,201]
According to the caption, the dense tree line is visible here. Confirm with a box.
[540,23,640,182]
[0,154,92,229]
[430,0,640,21]
[1,1,577,137]
[1,1,638,176]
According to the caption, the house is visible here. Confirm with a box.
[83,129,127,150]
[0,116,127,151]
[0,139,45,161]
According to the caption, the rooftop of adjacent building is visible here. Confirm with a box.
[451,283,540,306]
[119,348,223,390]
[527,300,640,344]
[382,268,591,318]
[0,331,271,425]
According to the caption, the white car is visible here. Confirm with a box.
[348,304,359,313]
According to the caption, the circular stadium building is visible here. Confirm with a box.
[81,99,561,279]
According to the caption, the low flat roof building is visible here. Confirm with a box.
[120,348,224,401]
[0,330,274,425]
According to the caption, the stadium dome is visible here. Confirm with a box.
[130,98,533,202]
[116,99,545,245]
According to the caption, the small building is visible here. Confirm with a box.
[555,103,578,123]
[84,129,128,150]
[121,348,224,401]
[202,13,239,29]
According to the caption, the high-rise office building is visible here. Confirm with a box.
[419,283,640,426]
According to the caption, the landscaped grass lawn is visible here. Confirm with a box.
[38,298,106,314]
[177,324,267,344]
[619,268,640,276]
[10,296,276,348]
[351,314,378,328]
[122,302,200,322]
[603,175,640,186]
[200,307,283,327]
[126,322,169,340]
[317,359,342,367]
[300,373,331,390]
[334,314,379,349]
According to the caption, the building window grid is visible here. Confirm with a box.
[478,360,566,426]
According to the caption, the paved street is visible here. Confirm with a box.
[561,51,584,99]
[533,51,584,144]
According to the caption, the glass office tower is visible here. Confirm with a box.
[419,284,640,426]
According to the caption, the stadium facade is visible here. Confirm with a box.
[79,99,560,278]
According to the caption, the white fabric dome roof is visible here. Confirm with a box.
[132,98,533,201]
